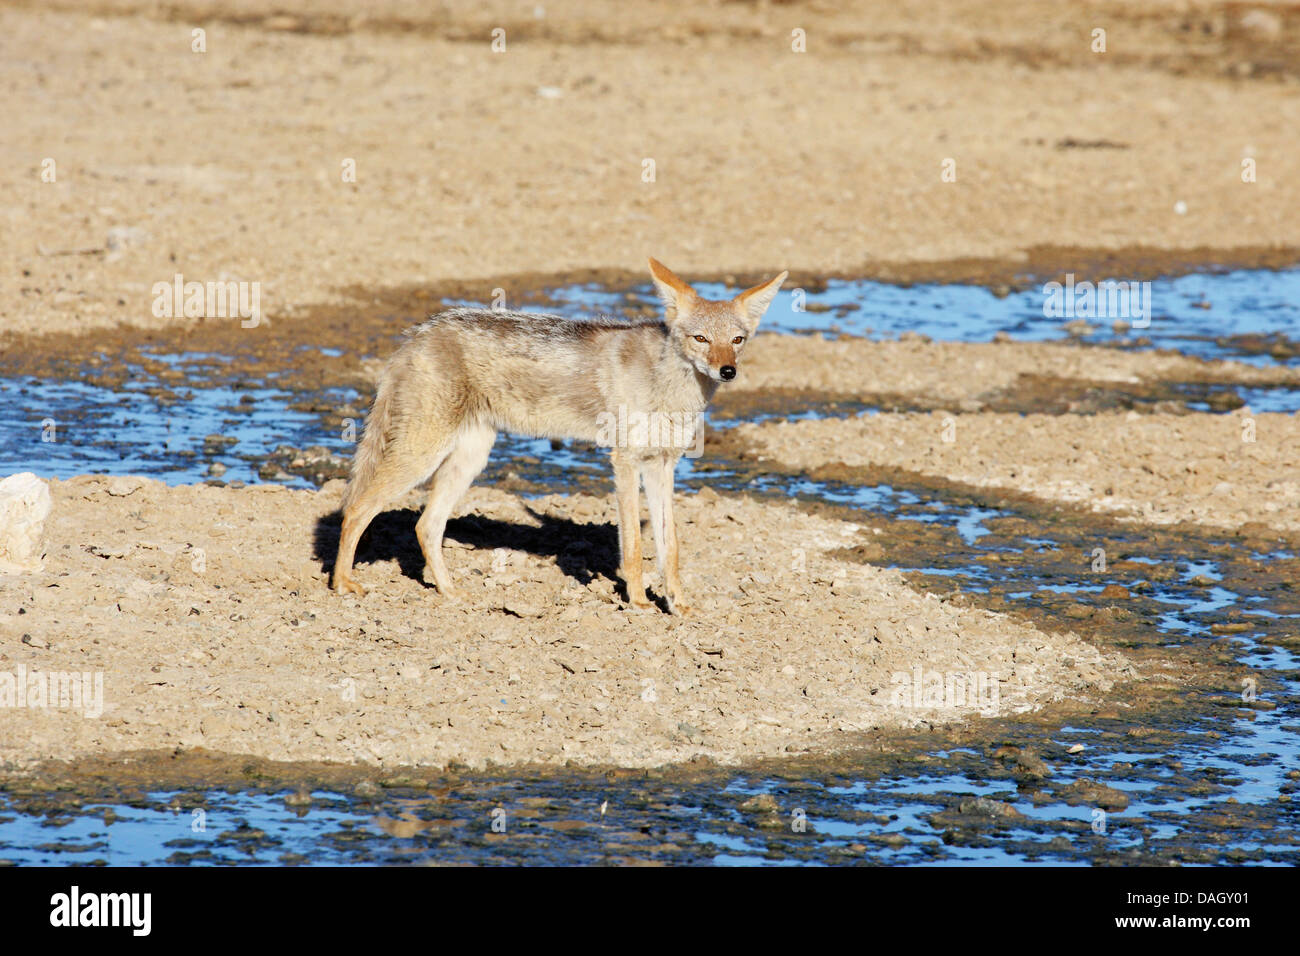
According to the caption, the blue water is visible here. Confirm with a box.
[528,268,1300,366]
[0,375,359,486]
[1198,386,1300,413]
[6,268,1300,487]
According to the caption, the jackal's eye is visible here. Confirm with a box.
[692,334,709,344]
[732,336,745,345]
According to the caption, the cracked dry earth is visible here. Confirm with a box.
[0,475,1133,771]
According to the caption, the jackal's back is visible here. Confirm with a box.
[394,308,673,441]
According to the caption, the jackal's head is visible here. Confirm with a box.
[648,258,787,383]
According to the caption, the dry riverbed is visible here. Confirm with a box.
[5,0,1300,340]
[0,476,1133,772]
[5,0,1299,794]
[731,335,1300,408]
[2,333,1290,773]
[737,409,1300,534]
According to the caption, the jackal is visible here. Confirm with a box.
[331,258,787,615]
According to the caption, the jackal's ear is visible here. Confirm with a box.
[733,271,788,332]
[648,257,696,323]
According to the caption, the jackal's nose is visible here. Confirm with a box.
[719,365,736,381]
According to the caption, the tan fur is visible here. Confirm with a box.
[332,259,787,614]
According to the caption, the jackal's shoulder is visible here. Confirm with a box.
[407,307,663,340]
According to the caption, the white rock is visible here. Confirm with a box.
[105,225,149,250]
[1238,10,1282,36]
[105,475,149,497]
[0,473,52,573]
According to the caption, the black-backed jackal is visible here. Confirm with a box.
[332,259,786,615]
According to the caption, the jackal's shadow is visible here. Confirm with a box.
[312,506,620,589]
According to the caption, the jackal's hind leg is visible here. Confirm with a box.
[333,438,457,596]
[415,425,495,597]
[334,501,381,596]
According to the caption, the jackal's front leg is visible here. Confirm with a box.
[612,454,651,608]
[643,455,691,616]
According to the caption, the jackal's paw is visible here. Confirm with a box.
[333,574,367,597]
[422,565,458,597]
[664,585,692,616]
[626,592,653,611]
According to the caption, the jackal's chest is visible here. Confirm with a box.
[591,404,704,458]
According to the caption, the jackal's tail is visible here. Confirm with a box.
[341,373,395,513]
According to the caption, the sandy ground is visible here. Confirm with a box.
[0,476,1132,771]
[3,0,1300,339]
[733,335,1300,405]
[738,409,1300,533]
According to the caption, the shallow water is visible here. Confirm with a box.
[0,372,359,487]
[2,268,1298,865]
[528,268,1300,365]
[1190,385,1300,414]
[5,267,1298,490]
